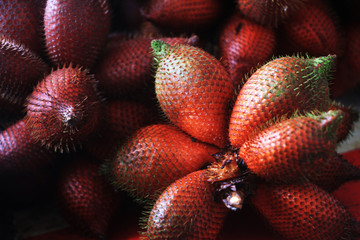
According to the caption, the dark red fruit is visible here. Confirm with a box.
[106,124,219,200]
[333,180,360,224]
[57,156,122,239]
[95,35,199,98]
[218,11,276,87]
[0,120,56,174]
[0,0,44,54]
[277,0,340,57]
[309,154,360,191]
[152,40,234,147]
[328,102,359,143]
[84,100,159,161]
[25,65,101,152]
[44,0,111,68]
[236,0,308,27]
[146,170,228,239]
[251,182,359,240]
[0,37,49,112]
[142,0,223,33]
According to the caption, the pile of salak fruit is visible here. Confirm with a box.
[1,0,360,239]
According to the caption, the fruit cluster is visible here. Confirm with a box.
[0,0,360,240]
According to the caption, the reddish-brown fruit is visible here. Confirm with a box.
[0,0,44,54]
[142,0,223,33]
[152,40,234,147]
[106,124,219,200]
[309,154,360,191]
[146,170,228,239]
[44,0,111,68]
[0,120,56,174]
[328,102,359,143]
[343,149,360,168]
[25,65,101,152]
[84,100,159,161]
[236,0,308,27]
[331,23,360,97]
[57,156,121,239]
[0,38,49,112]
[229,55,334,148]
[344,24,360,74]
[332,149,360,223]
[96,35,199,98]
[251,182,359,240]
[218,12,276,87]
[277,0,340,57]
[240,110,341,183]
[333,180,360,223]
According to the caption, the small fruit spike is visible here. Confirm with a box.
[57,155,122,239]
[0,0,44,54]
[229,54,335,148]
[0,37,49,112]
[251,182,360,240]
[239,110,342,183]
[105,124,219,200]
[236,0,308,27]
[146,170,228,240]
[25,65,101,152]
[44,0,111,69]
[152,40,235,148]
[218,11,276,87]
[142,0,223,33]
[0,120,56,175]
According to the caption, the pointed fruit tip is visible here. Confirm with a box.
[151,39,171,60]
[311,54,337,79]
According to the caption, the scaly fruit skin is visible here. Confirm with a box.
[333,180,360,223]
[142,0,223,33]
[152,40,234,148]
[146,170,228,240]
[0,0,44,54]
[25,65,101,152]
[251,182,358,240]
[240,110,342,183]
[0,37,49,112]
[84,100,159,161]
[218,11,276,87]
[236,0,308,27]
[309,154,360,191]
[57,156,121,239]
[44,0,111,68]
[0,120,55,174]
[107,124,219,200]
[229,55,334,148]
[95,35,199,98]
[277,0,340,57]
